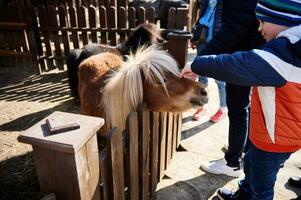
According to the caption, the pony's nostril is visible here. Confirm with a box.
[190,96,208,106]
[200,88,208,96]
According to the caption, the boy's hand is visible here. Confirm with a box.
[180,62,198,81]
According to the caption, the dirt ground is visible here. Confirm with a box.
[0,71,79,199]
[1,49,301,200]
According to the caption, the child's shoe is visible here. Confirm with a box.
[192,107,206,120]
[210,107,227,123]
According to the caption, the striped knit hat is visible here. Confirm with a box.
[256,0,301,27]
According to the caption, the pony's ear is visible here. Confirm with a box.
[125,25,151,53]
[125,23,163,53]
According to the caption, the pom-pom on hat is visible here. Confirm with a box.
[256,0,301,27]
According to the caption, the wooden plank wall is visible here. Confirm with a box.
[0,5,39,71]
[98,106,182,200]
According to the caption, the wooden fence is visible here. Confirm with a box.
[35,5,189,72]
[18,106,182,200]
[99,106,182,200]
[0,1,194,73]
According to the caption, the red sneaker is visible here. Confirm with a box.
[210,108,227,123]
[192,107,206,120]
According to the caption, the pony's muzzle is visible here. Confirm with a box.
[190,84,209,106]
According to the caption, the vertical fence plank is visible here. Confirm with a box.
[187,0,194,31]
[107,6,117,46]
[78,6,89,46]
[175,7,188,30]
[172,113,178,155]
[24,5,41,72]
[58,6,70,59]
[150,112,159,193]
[177,113,182,148]
[99,6,107,44]
[38,5,54,71]
[126,112,139,200]
[0,28,4,67]
[139,106,150,200]
[69,6,80,49]
[103,0,110,9]
[167,7,176,29]
[128,7,136,29]
[98,0,105,7]
[107,128,125,200]
[118,0,128,8]
[166,113,173,166]
[48,5,64,70]
[159,112,167,180]
[13,5,22,68]
[137,7,145,25]
[117,6,126,43]
[30,6,43,63]
[146,7,155,23]
[109,0,117,7]
[100,150,110,200]
[89,6,98,43]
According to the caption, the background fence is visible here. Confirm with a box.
[0,0,198,73]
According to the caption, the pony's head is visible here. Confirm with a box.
[121,23,165,55]
[102,45,207,130]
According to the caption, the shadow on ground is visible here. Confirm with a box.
[285,182,301,200]
[153,173,234,200]
[181,119,214,140]
[0,152,41,200]
[0,100,79,132]
[0,71,72,103]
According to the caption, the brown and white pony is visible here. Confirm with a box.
[78,45,208,133]
[66,23,164,99]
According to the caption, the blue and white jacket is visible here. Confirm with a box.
[191,25,301,152]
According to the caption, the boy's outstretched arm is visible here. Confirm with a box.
[190,50,287,87]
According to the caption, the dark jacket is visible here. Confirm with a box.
[198,0,265,55]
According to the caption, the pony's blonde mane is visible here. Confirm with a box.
[102,45,179,130]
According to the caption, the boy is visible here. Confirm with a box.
[180,0,301,199]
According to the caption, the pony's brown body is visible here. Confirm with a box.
[67,23,164,99]
[78,46,208,134]
[78,53,122,118]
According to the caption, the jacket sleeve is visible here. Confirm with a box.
[199,0,259,55]
[191,50,287,87]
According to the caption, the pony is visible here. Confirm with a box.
[78,45,208,133]
[129,0,188,28]
[66,23,165,99]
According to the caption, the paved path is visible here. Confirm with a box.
[153,49,301,200]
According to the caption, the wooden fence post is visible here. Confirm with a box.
[18,111,104,200]
[167,32,191,68]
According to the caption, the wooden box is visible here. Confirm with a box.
[18,111,104,200]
